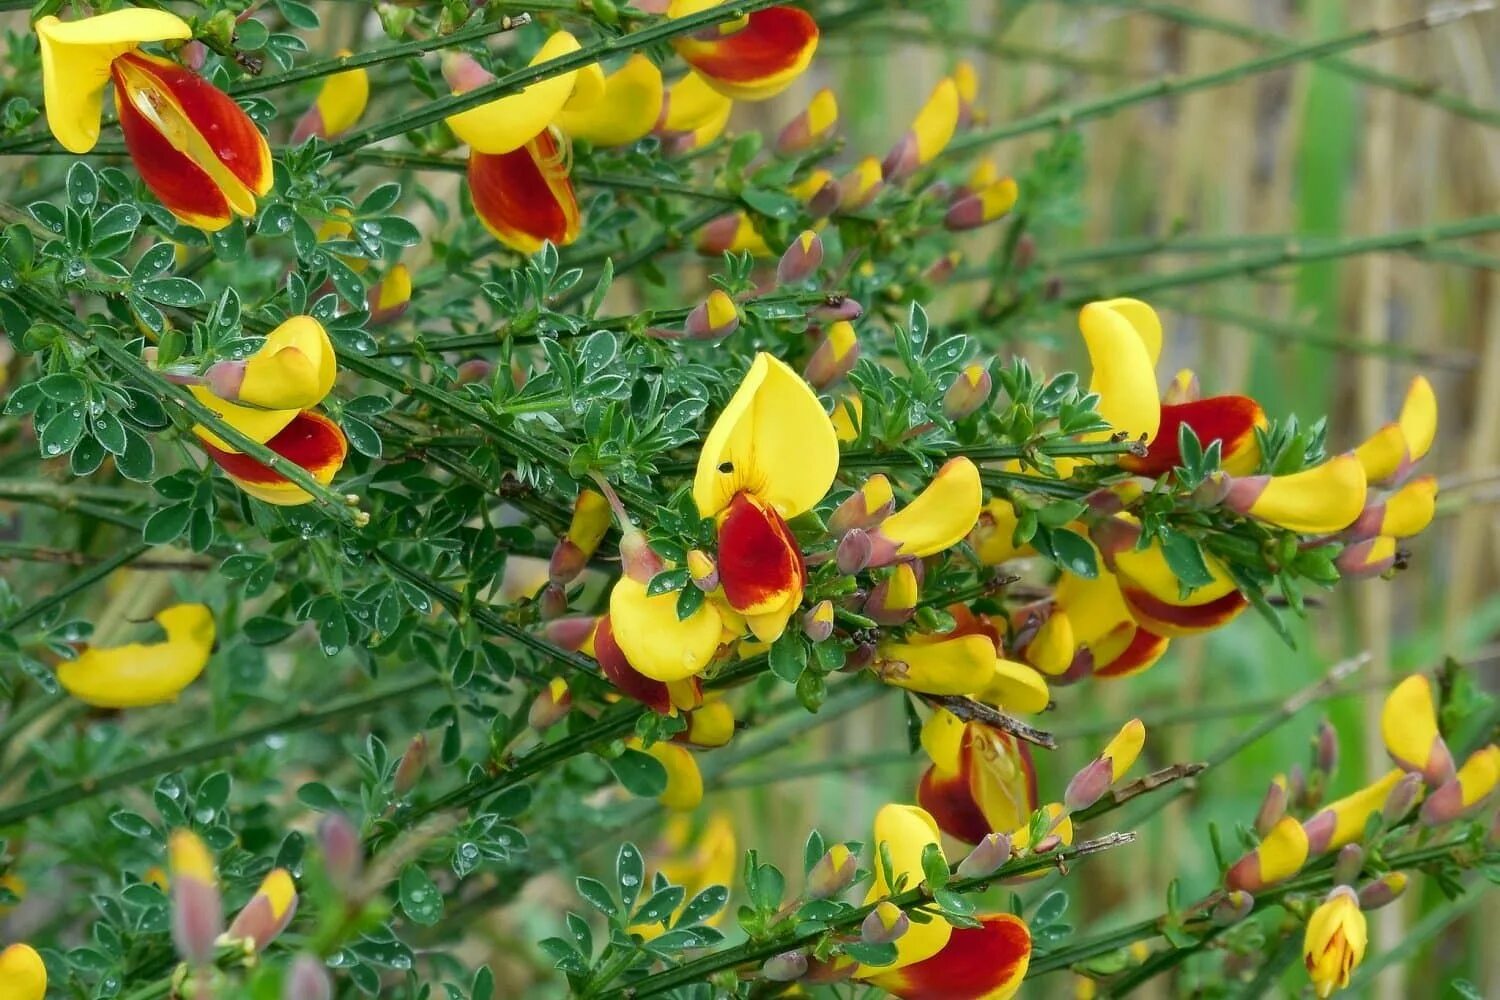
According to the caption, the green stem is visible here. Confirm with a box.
[325,0,787,157]
[1081,0,1500,128]
[945,7,1488,158]
[0,543,152,632]
[0,678,430,827]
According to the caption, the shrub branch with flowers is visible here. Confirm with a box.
[0,1,1494,998]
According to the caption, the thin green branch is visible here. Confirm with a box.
[945,6,1493,158]
[0,543,152,633]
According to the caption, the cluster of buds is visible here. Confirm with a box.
[166,829,298,971]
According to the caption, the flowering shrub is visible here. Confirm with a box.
[0,2,1495,999]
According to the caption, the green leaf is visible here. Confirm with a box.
[243,616,297,645]
[920,842,949,890]
[343,416,382,458]
[676,884,728,927]
[398,865,443,926]
[842,940,898,967]
[769,634,808,683]
[67,161,98,211]
[142,503,192,545]
[646,567,690,597]
[116,429,155,481]
[633,885,685,926]
[575,875,617,918]
[39,405,86,458]
[295,781,340,812]
[609,749,667,798]
[1160,532,1215,589]
[675,584,705,621]
[617,841,646,912]
[1031,889,1069,927]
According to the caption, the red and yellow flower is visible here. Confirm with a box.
[189,315,347,506]
[1303,887,1367,998]
[38,8,273,231]
[916,708,1037,845]
[666,0,819,101]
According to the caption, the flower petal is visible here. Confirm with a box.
[660,69,734,133]
[978,657,1051,714]
[694,352,838,519]
[57,603,215,708]
[883,77,958,181]
[1121,395,1266,478]
[873,457,982,559]
[293,49,368,141]
[197,410,347,506]
[717,491,805,641]
[969,498,1034,565]
[608,576,724,682]
[37,9,192,153]
[1078,299,1161,444]
[0,943,46,1000]
[867,914,1031,1000]
[468,131,581,255]
[1380,675,1455,785]
[225,869,297,952]
[1302,770,1406,854]
[1092,626,1169,679]
[1398,375,1437,462]
[558,54,663,146]
[1225,455,1367,534]
[669,2,819,101]
[1225,815,1308,891]
[644,741,704,810]
[235,315,337,412]
[861,804,952,972]
[446,31,591,153]
[878,635,995,696]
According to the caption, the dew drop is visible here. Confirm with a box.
[620,874,639,887]
[44,443,61,455]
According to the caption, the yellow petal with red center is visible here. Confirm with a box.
[878,635,995,696]
[969,725,1038,837]
[979,658,1051,714]
[1380,675,1454,784]
[37,9,192,153]
[861,804,952,973]
[446,32,592,154]
[609,575,724,681]
[1112,532,1238,606]
[874,457,981,558]
[558,54,663,146]
[644,741,704,810]
[112,51,273,231]
[1225,815,1308,890]
[970,497,1034,565]
[1100,718,1144,781]
[668,0,819,101]
[694,352,838,519]
[56,603,215,708]
[1353,423,1408,483]
[0,943,46,1000]
[867,913,1031,1000]
[1302,770,1406,855]
[1303,888,1367,999]
[1078,300,1161,444]
[1398,375,1437,461]
[1121,395,1266,479]
[197,410,347,506]
[468,132,581,255]
[1230,455,1367,534]
[716,492,805,642]
[661,70,733,132]
[1092,626,1169,680]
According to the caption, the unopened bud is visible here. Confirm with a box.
[678,700,735,748]
[807,844,858,898]
[539,582,569,620]
[441,51,494,93]
[925,250,962,285]
[836,529,874,575]
[1357,872,1408,911]
[775,88,838,155]
[1336,536,1400,580]
[1254,776,1288,837]
[1382,772,1423,823]
[1163,369,1200,405]
[864,563,919,625]
[813,296,864,322]
[318,814,362,891]
[169,830,222,966]
[805,177,842,220]
[687,549,719,592]
[1013,233,1036,270]
[861,901,909,944]
[284,954,332,1000]
[1063,758,1114,814]
[455,359,493,385]
[955,833,1012,878]
[1211,889,1254,925]
[1043,275,1063,301]
[762,950,809,982]
[942,364,992,421]
[224,869,297,952]
[203,359,248,402]
[778,230,824,285]
[543,616,597,652]
[944,178,1018,231]
[1190,470,1232,508]
[804,321,859,389]
[1033,834,1063,854]
[1315,720,1339,778]
[1333,843,1364,886]
[393,733,428,797]
[803,600,835,643]
[529,677,573,731]
[684,289,741,341]
[839,157,883,211]
[1287,764,1308,810]
[829,476,895,536]
[367,263,412,325]
[619,528,665,583]
[1418,776,1469,826]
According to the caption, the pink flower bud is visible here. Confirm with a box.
[393,733,428,797]
[203,360,248,402]
[455,359,494,385]
[836,529,874,575]
[169,831,222,966]
[942,364,992,421]
[687,549,719,592]
[543,616,598,652]
[318,814,362,891]
[829,476,895,535]
[225,869,298,952]
[861,902,909,944]
[683,290,740,341]
[619,529,665,583]
[284,955,332,1000]
[762,950,809,982]
[539,582,569,620]
[1315,719,1339,777]
[805,178,842,220]
[1253,777,1288,837]
[1357,872,1407,911]
[1211,890,1254,925]
[863,563,918,625]
[1013,233,1036,270]
[441,51,494,94]
[802,600,835,643]
[529,677,573,731]
[1382,772,1422,823]
[777,230,823,285]
[806,844,857,898]
[1336,536,1400,579]
[1033,834,1063,854]
[924,251,961,285]
[1333,843,1364,886]
[1063,758,1114,813]
[813,296,864,322]
[804,321,859,389]
[956,833,1012,878]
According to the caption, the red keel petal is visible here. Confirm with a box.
[468,132,580,253]
[717,492,806,616]
[1122,395,1265,478]
[199,410,346,486]
[678,7,818,87]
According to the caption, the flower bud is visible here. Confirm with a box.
[829,476,895,536]
[1333,843,1364,887]
[1419,745,1500,825]
[539,583,569,620]
[813,296,864,322]
[839,156,884,211]
[550,489,611,586]
[455,358,494,385]
[318,814,362,891]
[864,562,919,625]
[762,950,809,982]
[1211,889,1254,925]
[1315,719,1339,778]
[367,263,412,325]
[1033,834,1062,854]
[619,528,665,583]
[284,954,332,1000]
[836,529,874,575]
[803,956,857,984]
[776,88,838,155]
[441,51,493,93]
[1063,758,1114,814]
[1336,536,1400,579]
[393,733,428,797]
[169,830,222,966]
[1253,776,1288,837]
[1288,764,1308,809]
[861,901,909,944]
[804,321,859,389]
[956,833,1012,878]
[684,289,741,341]
[1357,872,1408,911]
[543,616,597,652]
[944,178,1018,231]
[807,844,858,898]
[686,549,719,592]
[803,600,835,643]
[942,364,992,421]
[203,359,248,402]
[925,250,962,286]
[1013,233,1036,270]
[1381,772,1422,823]
[225,869,297,952]
[529,677,572,731]
[1191,470,1233,508]
[778,230,824,285]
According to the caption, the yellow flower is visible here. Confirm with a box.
[292,49,369,141]
[883,77,959,180]
[556,54,664,147]
[1225,815,1308,891]
[859,804,951,974]
[1303,887,1366,998]
[1380,675,1454,786]
[56,603,215,708]
[0,943,46,1000]
[445,32,601,155]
